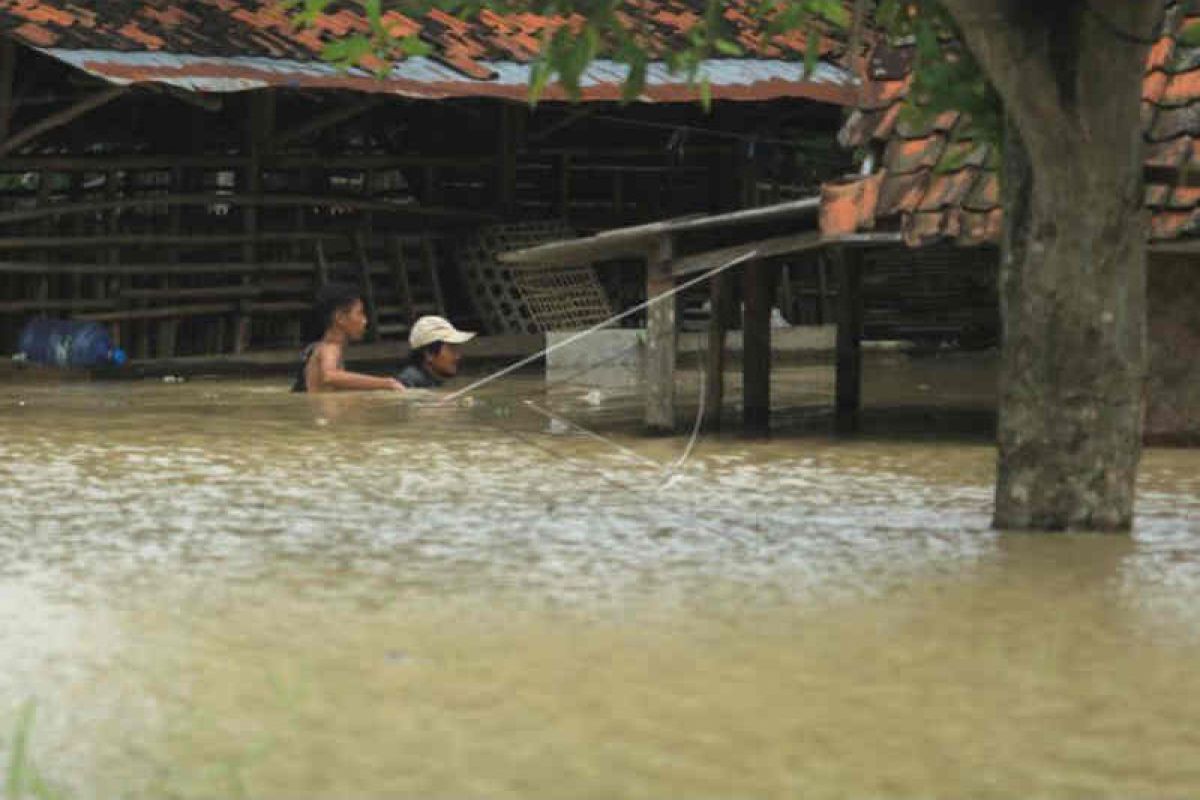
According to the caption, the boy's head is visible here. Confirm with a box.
[408,315,476,378]
[315,283,367,341]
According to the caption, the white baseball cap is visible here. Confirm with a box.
[409,315,476,349]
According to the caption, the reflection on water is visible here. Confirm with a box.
[2,374,1200,798]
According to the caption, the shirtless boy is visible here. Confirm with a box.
[292,283,405,393]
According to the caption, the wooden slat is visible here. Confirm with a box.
[120,285,261,301]
[76,303,236,322]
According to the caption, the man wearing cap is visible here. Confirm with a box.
[396,315,477,389]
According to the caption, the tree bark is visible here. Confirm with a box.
[940,0,1160,530]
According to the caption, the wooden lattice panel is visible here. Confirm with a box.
[456,221,611,334]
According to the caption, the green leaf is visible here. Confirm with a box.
[321,35,373,68]
[398,34,433,57]
[621,56,648,103]
[698,76,712,112]
[803,27,820,77]
[528,60,552,104]
[1179,22,1200,48]
[713,38,743,57]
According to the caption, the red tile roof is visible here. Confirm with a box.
[0,0,857,103]
[822,0,1200,245]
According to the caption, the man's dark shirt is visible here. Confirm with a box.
[396,363,442,389]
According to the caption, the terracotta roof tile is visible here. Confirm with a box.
[1169,185,1200,209]
[822,1,1200,245]
[917,168,979,212]
[959,209,1002,246]
[882,134,945,174]
[1147,183,1172,207]
[876,171,928,217]
[962,173,999,211]
[0,0,858,93]
[820,172,883,236]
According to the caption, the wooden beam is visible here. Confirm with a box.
[75,302,237,323]
[671,231,824,277]
[742,258,773,436]
[353,231,380,341]
[0,86,127,157]
[0,260,317,274]
[528,107,595,143]
[644,235,676,433]
[0,40,15,142]
[0,192,495,226]
[0,154,493,171]
[273,97,382,149]
[834,247,864,433]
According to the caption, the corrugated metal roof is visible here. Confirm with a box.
[1,0,858,104]
[40,48,855,103]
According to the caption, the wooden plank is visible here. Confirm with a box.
[0,260,315,275]
[120,285,262,301]
[389,235,414,322]
[834,248,864,433]
[742,258,773,436]
[644,235,676,433]
[0,86,127,157]
[0,298,117,313]
[273,97,382,149]
[0,193,492,227]
[0,154,493,172]
[353,231,379,341]
[500,196,822,267]
[76,303,237,322]
[0,233,328,250]
[421,237,445,315]
[670,231,824,277]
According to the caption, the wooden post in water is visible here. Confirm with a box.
[835,247,864,432]
[645,235,676,433]
[742,258,773,436]
[703,270,730,431]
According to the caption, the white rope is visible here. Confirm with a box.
[521,400,664,469]
[441,249,759,404]
[656,363,706,494]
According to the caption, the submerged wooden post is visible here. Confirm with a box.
[703,270,730,430]
[645,235,676,433]
[835,247,864,432]
[742,258,772,436]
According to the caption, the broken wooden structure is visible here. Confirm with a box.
[500,194,900,434]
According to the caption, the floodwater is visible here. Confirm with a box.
[2,360,1200,799]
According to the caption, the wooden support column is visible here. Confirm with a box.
[495,103,520,218]
[835,247,864,433]
[703,269,731,431]
[742,258,773,436]
[236,91,274,354]
[554,153,571,220]
[644,235,676,433]
[0,40,15,143]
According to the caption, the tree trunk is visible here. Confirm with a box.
[941,0,1160,531]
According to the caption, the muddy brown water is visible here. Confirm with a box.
[2,360,1200,798]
